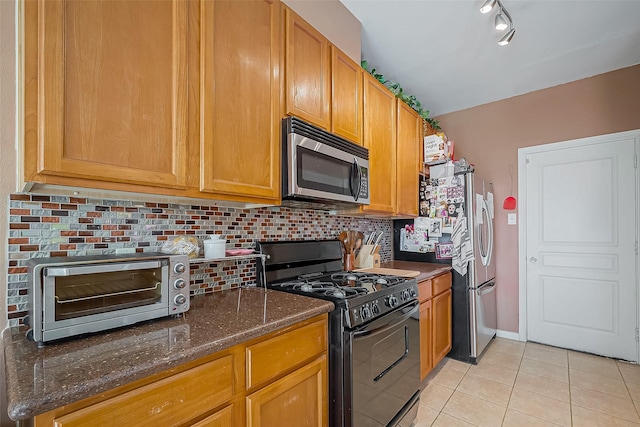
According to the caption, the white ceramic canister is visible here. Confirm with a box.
[204,238,226,259]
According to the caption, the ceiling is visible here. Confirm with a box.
[340,0,640,117]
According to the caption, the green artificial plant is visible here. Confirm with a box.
[361,60,441,132]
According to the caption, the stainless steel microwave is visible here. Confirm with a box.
[26,253,190,345]
[282,117,370,209]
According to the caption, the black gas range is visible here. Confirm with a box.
[269,270,418,328]
[258,240,421,427]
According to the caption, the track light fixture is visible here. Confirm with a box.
[480,0,496,14]
[480,0,516,46]
[498,28,516,45]
[495,10,508,30]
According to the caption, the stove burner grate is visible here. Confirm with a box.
[272,280,369,299]
[330,272,407,287]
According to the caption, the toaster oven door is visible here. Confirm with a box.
[42,260,168,331]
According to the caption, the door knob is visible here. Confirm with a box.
[530,257,538,263]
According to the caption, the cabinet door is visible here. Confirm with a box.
[331,46,363,145]
[432,289,452,367]
[284,7,331,130]
[395,100,420,217]
[31,0,188,188]
[191,405,234,427]
[200,0,280,202]
[419,300,433,380]
[246,356,327,427]
[362,73,396,214]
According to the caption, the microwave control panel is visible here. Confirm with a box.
[359,167,369,199]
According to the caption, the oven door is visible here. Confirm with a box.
[350,300,420,427]
[41,260,169,336]
[288,133,370,204]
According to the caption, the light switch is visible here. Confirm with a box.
[507,213,517,225]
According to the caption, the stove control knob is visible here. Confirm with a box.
[174,294,187,305]
[371,302,380,315]
[409,288,417,298]
[401,290,410,301]
[360,305,372,320]
[386,295,398,308]
[173,278,186,290]
[174,263,187,274]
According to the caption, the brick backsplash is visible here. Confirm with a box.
[5,193,393,326]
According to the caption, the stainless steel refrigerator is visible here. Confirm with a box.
[393,169,497,363]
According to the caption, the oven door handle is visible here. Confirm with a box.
[352,301,419,338]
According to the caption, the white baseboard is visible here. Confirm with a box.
[496,329,523,341]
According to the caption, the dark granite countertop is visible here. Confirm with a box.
[379,260,452,282]
[3,288,334,421]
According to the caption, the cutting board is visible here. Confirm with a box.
[355,267,421,278]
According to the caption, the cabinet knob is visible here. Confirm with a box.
[530,257,538,263]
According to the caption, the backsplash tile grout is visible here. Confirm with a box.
[5,193,393,326]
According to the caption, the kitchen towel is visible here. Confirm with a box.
[451,210,474,275]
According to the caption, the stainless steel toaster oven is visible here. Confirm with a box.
[26,253,190,345]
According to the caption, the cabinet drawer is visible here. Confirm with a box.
[53,355,234,427]
[246,318,327,390]
[418,279,432,303]
[432,272,452,296]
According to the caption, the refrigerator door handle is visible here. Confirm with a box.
[477,281,496,296]
[483,199,493,266]
[478,199,493,267]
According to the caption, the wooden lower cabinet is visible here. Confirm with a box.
[246,356,327,427]
[33,315,328,427]
[432,288,452,367]
[418,272,452,380]
[191,405,235,427]
[419,299,433,380]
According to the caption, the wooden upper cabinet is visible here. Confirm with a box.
[331,46,363,145]
[27,0,188,188]
[362,73,396,214]
[395,100,420,217]
[284,7,331,130]
[200,0,280,202]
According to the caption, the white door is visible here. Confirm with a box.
[524,131,638,362]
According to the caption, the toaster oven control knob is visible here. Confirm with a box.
[174,294,187,305]
[174,263,186,274]
[385,295,398,308]
[173,278,187,289]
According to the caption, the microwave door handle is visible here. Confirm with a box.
[352,158,362,201]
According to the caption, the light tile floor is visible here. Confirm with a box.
[415,338,640,426]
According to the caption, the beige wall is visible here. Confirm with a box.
[436,65,640,333]
[1,2,16,424]
[282,0,361,62]
[0,0,17,330]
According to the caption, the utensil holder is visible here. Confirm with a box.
[343,253,355,271]
[355,245,381,269]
